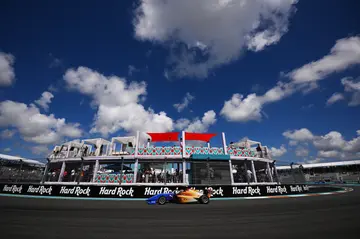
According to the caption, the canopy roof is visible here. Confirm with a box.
[111,136,136,146]
[147,132,180,142]
[185,132,217,142]
[0,153,45,166]
[82,138,111,145]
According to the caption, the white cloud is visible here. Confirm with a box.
[0,100,82,145]
[133,0,298,78]
[289,140,298,146]
[31,145,50,156]
[295,147,309,157]
[64,66,176,137]
[175,110,216,133]
[0,52,15,87]
[326,92,344,106]
[34,91,54,111]
[341,76,360,106]
[1,129,15,139]
[318,150,339,158]
[128,65,139,76]
[288,36,360,83]
[173,92,195,112]
[283,128,314,141]
[270,145,287,157]
[3,148,11,153]
[284,128,360,160]
[220,81,296,122]
[220,36,360,122]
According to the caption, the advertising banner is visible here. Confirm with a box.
[0,183,310,198]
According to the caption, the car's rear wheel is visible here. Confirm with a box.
[199,195,209,204]
[158,196,167,205]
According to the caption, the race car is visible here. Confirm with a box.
[146,187,212,205]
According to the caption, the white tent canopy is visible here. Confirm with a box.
[110,136,136,155]
[232,138,261,148]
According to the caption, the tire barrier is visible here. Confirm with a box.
[0,183,314,199]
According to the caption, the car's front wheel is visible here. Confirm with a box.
[157,196,167,205]
[199,195,209,204]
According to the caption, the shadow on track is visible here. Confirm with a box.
[0,186,359,239]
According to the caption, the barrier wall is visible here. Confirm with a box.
[0,183,310,199]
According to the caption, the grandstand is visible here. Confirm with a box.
[0,154,45,183]
[277,160,360,184]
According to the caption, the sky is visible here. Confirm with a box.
[0,0,360,165]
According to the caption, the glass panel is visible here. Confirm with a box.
[96,160,135,184]
[136,161,165,183]
[253,161,272,183]
[231,160,253,183]
[208,161,231,185]
[187,161,209,185]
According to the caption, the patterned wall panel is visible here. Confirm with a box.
[185,147,225,155]
[95,173,134,183]
[227,147,256,157]
[137,146,182,156]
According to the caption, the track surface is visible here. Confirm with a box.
[0,187,359,239]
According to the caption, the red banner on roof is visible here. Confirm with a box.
[147,132,180,142]
[185,132,217,142]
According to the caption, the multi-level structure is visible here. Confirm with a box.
[44,131,278,186]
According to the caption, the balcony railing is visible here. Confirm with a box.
[49,146,267,159]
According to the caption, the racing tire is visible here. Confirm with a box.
[157,196,167,205]
[199,195,210,204]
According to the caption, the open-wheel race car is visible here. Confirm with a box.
[146,187,212,205]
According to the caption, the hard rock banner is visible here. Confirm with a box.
[0,183,310,198]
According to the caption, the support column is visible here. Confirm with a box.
[66,144,71,158]
[267,162,273,182]
[222,132,228,155]
[251,160,257,183]
[182,131,186,158]
[41,159,50,184]
[244,159,250,184]
[92,160,99,183]
[134,131,140,184]
[77,158,84,184]
[58,161,66,182]
[183,160,187,184]
[272,161,280,184]
[134,159,139,183]
[119,157,124,185]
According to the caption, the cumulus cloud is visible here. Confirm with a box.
[175,110,216,133]
[31,145,50,156]
[133,0,298,78]
[295,147,309,157]
[64,66,177,137]
[1,129,15,139]
[173,92,195,112]
[0,100,82,145]
[284,128,360,160]
[34,91,54,111]
[220,36,360,122]
[288,36,360,83]
[270,145,287,157]
[220,82,295,122]
[341,76,360,106]
[0,52,15,87]
[326,92,344,106]
[283,128,314,142]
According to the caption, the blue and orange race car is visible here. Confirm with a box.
[146,187,212,205]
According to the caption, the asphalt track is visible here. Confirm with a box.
[0,187,359,239]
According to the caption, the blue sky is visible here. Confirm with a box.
[1,0,360,165]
